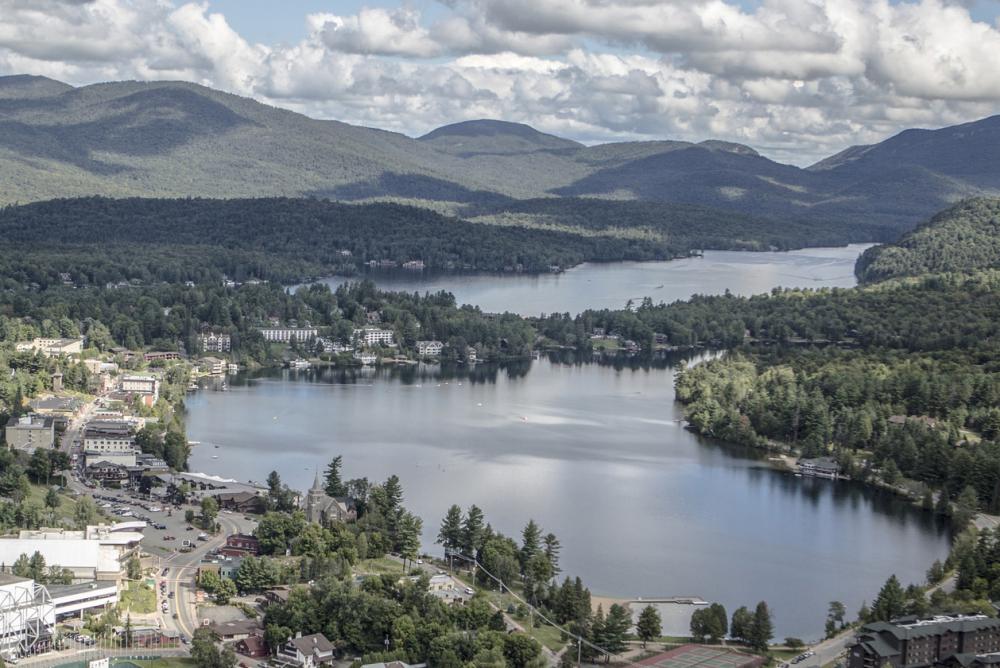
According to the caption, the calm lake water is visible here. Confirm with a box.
[316,244,871,316]
[188,246,949,639]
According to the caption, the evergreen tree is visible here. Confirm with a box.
[871,575,906,622]
[730,606,752,643]
[461,504,485,556]
[603,604,631,654]
[324,455,347,497]
[437,504,464,554]
[749,601,773,652]
[520,519,542,573]
[636,605,662,647]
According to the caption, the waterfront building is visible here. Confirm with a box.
[0,574,54,658]
[200,332,232,353]
[353,327,395,347]
[259,327,318,343]
[848,614,1000,668]
[416,340,444,357]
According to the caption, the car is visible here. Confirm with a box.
[168,592,175,598]
[186,526,194,531]
[161,567,170,576]
[464,587,474,595]
[197,532,208,541]
[180,636,189,644]
[173,612,179,619]
[416,559,423,564]
[164,535,175,540]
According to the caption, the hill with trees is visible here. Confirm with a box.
[5,75,1000,242]
[855,198,1000,283]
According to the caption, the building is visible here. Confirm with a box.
[119,375,159,404]
[416,340,444,357]
[0,574,54,659]
[198,556,243,582]
[143,351,181,363]
[5,415,54,452]
[316,338,352,355]
[201,357,226,375]
[0,525,144,585]
[303,471,357,525]
[209,619,263,642]
[259,328,319,343]
[426,574,469,605]
[200,333,232,353]
[797,457,840,479]
[85,461,131,484]
[212,491,266,514]
[361,662,427,668]
[236,634,268,658]
[276,632,335,668]
[83,359,118,375]
[83,421,137,467]
[889,415,940,430]
[848,615,1000,668]
[220,534,260,557]
[47,581,118,620]
[15,338,84,358]
[29,396,82,421]
[353,327,395,347]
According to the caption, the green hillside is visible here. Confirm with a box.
[4,75,1000,242]
[855,198,1000,283]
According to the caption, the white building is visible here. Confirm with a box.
[119,375,159,402]
[277,633,334,668]
[416,340,443,356]
[0,574,54,659]
[200,333,232,353]
[14,338,84,358]
[258,328,318,343]
[353,327,395,347]
[0,525,143,585]
[83,421,135,455]
[48,581,118,620]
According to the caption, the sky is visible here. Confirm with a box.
[3,0,1000,165]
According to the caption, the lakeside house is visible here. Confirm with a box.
[797,456,840,479]
[416,340,444,356]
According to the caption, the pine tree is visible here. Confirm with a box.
[520,519,542,573]
[636,605,662,647]
[871,575,906,622]
[324,455,347,497]
[749,601,773,652]
[437,504,463,554]
[461,504,485,556]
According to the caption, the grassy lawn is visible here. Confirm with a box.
[355,557,404,575]
[120,582,157,614]
[527,622,566,652]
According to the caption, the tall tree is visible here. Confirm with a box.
[324,455,347,497]
[543,532,561,578]
[603,604,632,654]
[520,519,542,573]
[636,605,662,647]
[437,504,464,555]
[731,606,753,643]
[461,504,485,556]
[749,601,774,652]
[871,575,906,622]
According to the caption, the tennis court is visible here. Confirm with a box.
[639,644,764,668]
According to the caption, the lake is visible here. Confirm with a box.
[187,245,949,640]
[315,244,871,316]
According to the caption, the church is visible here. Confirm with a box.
[302,470,357,525]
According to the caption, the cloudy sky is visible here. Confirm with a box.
[3,0,1000,164]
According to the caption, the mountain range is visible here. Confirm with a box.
[2,74,1000,239]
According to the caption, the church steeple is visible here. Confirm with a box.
[312,466,323,492]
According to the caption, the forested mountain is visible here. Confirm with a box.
[856,198,1000,283]
[4,74,1000,241]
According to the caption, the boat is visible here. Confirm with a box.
[287,358,311,369]
[211,455,219,459]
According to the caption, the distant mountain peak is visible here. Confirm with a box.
[418,119,582,156]
[0,74,73,100]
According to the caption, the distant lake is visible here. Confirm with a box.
[314,244,871,316]
[187,355,949,640]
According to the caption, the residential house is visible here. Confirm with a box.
[213,491,266,514]
[797,457,840,479]
[200,333,232,353]
[208,619,262,642]
[236,635,268,658]
[416,340,444,357]
[276,632,335,668]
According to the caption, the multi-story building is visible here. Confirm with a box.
[47,580,118,620]
[119,375,159,403]
[258,327,319,343]
[4,415,55,452]
[0,574,54,659]
[416,340,443,357]
[848,615,1000,668]
[200,333,232,353]
[14,338,84,358]
[83,421,137,467]
[353,327,395,347]
[0,525,143,585]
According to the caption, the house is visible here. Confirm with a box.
[426,575,469,605]
[277,632,335,668]
[848,614,1000,668]
[797,456,840,479]
[353,351,377,365]
[416,340,443,357]
[199,556,243,581]
[213,491,266,514]
[237,634,269,658]
[465,347,478,364]
[221,534,261,557]
[5,415,55,452]
[264,586,295,606]
[353,327,395,347]
[201,357,226,375]
[303,471,357,525]
[208,618,262,642]
[889,415,940,429]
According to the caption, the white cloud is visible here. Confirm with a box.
[2,0,1000,164]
